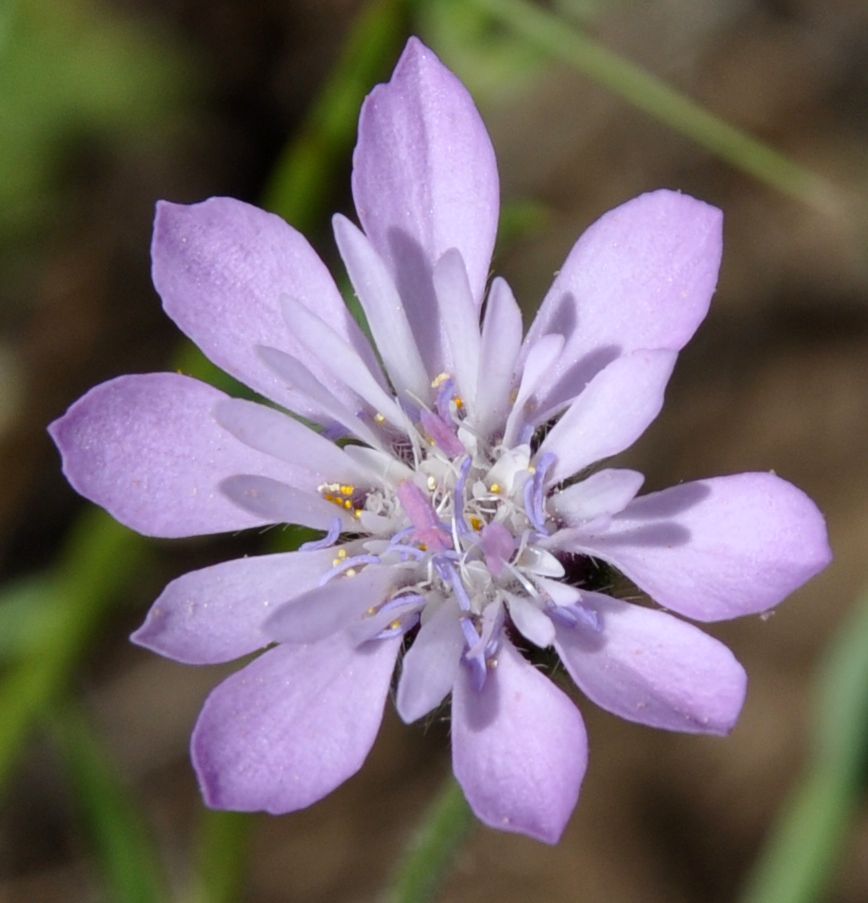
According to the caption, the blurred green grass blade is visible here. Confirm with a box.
[51,706,167,903]
[383,775,474,903]
[187,811,253,903]
[469,0,837,212]
[740,590,868,903]
[263,0,408,232]
[0,574,56,663]
[0,510,147,791]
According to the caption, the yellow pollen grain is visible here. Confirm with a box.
[353,509,363,520]
[343,500,353,510]
[469,515,484,531]
[373,412,386,424]
[340,485,354,496]
[489,483,502,494]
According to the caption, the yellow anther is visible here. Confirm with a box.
[426,475,437,491]
[388,619,402,631]
[454,396,464,410]
[489,483,502,494]
[431,372,451,389]
[336,548,348,560]
[374,412,386,424]
[353,509,363,520]
[341,485,354,496]
[527,465,537,475]
[366,606,378,616]
[418,543,428,552]
[343,500,353,510]
[469,515,484,531]
[345,568,357,577]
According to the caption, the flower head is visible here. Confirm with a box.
[49,37,831,844]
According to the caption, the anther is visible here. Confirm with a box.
[374,412,386,424]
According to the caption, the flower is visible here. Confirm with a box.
[49,37,831,845]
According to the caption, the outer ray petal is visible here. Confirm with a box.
[131,547,347,664]
[539,350,677,484]
[191,636,400,813]
[152,198,364,416]
[555,592,747,733]
[525,190,722,414]
[48,373,287,537]
[551,473,832,621]
[451,639,587,844]
[352,37,499,374]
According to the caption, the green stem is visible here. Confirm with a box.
[384,774,475,903]
[186,811,254,903]
[471,0,838,212]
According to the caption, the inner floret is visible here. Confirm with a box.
[310,371,575,689]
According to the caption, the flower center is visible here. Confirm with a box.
[314,372,567,688]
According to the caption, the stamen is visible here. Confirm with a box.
[452,456,473,537]
[397,480,452,551]
[420,409,464,458]
[299,516,342,551]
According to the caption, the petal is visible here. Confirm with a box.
[256,345,386,450]
[525,190,722,414]
[432,249,481,406]
[191,635,400,813]
[556,473,832,621]
[396,599,464,723]
[279,296,406,427]
[503,333,565,447]
[131,547,344,664]
[550,468,645,524]
[474,277,522,439]
[152,198,363,415]
[263,565,403,645]
[333,214,431,401]
[352,38,499,373]
[539,350,677,484]
[48,373,286,537]
[504,593,556,648]
[219,475,354,531]
[451,639,587,844]
[554,592,747,734]
[214,398,373,491]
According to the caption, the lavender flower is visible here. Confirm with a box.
[49,38,831,844]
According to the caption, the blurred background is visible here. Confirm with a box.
[1,0,866,900]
